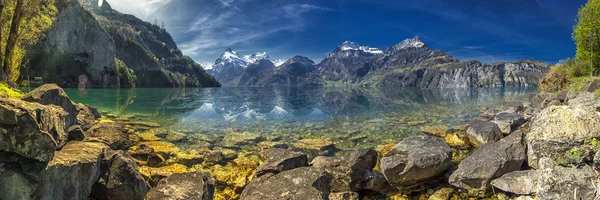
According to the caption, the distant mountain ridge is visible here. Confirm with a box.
[209,49,289,86]
[209,36,550,88]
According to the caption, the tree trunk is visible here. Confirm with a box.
[3,0,24,84]
[0,0,5,82]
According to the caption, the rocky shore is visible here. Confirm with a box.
[1,83,600,199]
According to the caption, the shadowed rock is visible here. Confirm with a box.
[312,148,378,192]
[92,150,150,200]
[466,120,503,146]
[380,134,452,191]
[493,112,526,134]
[85,122,131,150]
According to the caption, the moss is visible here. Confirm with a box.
[116,58,137,88]
[209,155,261,200]
[420,125,451,137]
[0,84,23,98]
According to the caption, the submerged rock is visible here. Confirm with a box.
[449,131,526,191]
[526,106,600,169]
[255,148,307,178]
[380,134,452,191]
[35,141,108,200]
[146,171,215,200]
[0,98,68,161]
[466,120,503,146]
[240,167,332,200]
[312,148,378,192]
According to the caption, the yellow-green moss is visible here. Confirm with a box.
[0,84,23,98]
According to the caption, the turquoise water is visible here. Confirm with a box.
[63,87,537,149]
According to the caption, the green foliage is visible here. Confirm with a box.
[1,0,57,83]
[567,147,583,163]
[0,83,23,98]
[584,138,600,150]
[116,58,136,88]
[556,157,568,165]
[563,58,590,77]
[573,0,600,73]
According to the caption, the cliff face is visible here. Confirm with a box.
[25,0,120,88]
[23,0,220,88]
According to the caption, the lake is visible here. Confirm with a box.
[63,87,537,153]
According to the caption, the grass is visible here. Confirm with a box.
[0,84,23,98]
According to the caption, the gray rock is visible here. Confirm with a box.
[536,158,596,200]
[481,109,500,120]
[493,112,526,134]
[255,148,308,178]
[380,134,452,191]
[240,167,332,200]
[514,196,534,200]
[0,98,68,161]
[146,171,215,200]
[502,102,524,112]
[491,170,538,195]
[466,120,503,146]
[22,84,80,127]
[526,106,600,169]
[594,150,600,172]
[91,150,150,200]
[311,148,378,192]
[582,79,600,93]
[568,92,600,107]
[0,169,36,200]
[449,131,526,191]
[35,141,108,200]
[85,122,131,150]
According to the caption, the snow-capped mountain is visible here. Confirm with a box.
[271,59,286,67]
[200,62,213,70]
[339,41,383,54]
[208,49,289,85]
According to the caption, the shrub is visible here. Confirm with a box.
[563,58,590,77]
[539,65,570,92]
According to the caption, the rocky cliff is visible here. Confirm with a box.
[22,0,220,88]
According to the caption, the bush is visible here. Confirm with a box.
[116,59,137,88]
[563,58,590,77]
[540,65,571,92]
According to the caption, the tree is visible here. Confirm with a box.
[573,0,600,74]
[0,0,56,84]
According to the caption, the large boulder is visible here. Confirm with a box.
[449,131,526,191]
[145,171,215,200]
[492,112,526,134]
[0,98,68,161]
[490,170,538,195]
[491,158,596,199]
[240,167,332,200]
[380,134,452,191]
[21,84,98,128]
[466,120,503,146]
[311,148,378,192]
[35,141,108,200]
[86,122,132,150]
[255,148,308,178]
[91,150,150,200]
[0,168,37,200]
[526,106,600,169]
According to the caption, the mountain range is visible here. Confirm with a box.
[208,37,550,88]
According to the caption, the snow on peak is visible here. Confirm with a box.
[200,62,214,70]
[271,59,286,67]
[243,52,271,64]
[338,41,383,54]
[394,36,425,49]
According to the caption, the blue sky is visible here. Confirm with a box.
[106,0,588,65]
